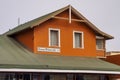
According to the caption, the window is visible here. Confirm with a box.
[42,74,54,80]
[96,39,104,50]
[67,74,74,80]
[44,75,50,80]
[32,73,40,80]
[73,31,84,48]
[84,75,100,80]
[76,74,84,80]
[49,28,60,47]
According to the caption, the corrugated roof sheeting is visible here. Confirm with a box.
[0,35,120,72]
[4,5,113,39]
[4,6,69,36]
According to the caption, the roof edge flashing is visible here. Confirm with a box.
[0,69,120,74]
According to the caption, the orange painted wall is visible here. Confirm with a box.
[34,10,98,57]
[96,50,105,57]
[13,9,105,57]
[13,29,34,51]
[96,40,105,57]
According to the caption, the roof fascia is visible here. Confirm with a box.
[71,6,113,40]
[4,5,69,36]
[31,5,69,27]
[4,5,114,39]
[0,68,120,74]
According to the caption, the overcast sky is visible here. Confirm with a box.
[0,0,120,51]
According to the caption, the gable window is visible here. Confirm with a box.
[96,39,104,50]
[73,31,84,48]
[49,28,60,47]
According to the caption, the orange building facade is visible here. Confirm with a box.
[1,5,120,80]
[12,8,110,58]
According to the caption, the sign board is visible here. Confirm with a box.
[37,47,60,52]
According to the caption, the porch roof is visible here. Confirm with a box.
[0,35,120,74]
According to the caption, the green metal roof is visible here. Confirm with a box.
[0,35,120,72]
[0,5,117,73]
[4,6,68,36]
[4,5,113,39]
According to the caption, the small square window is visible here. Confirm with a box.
[73,31,84,48]
[49,28,60,47]
[96,39,104,50]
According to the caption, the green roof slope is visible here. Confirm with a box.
[4,5,113,39]
[0,35,120,72]
[0,35,43,65]
[36,54,120,71]
[4,6,68,36]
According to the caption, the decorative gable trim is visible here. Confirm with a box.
[4,5,113,40]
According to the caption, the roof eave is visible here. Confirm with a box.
[0,68,120,74]
[4,5,69,36]
[71,6,113,40]
[4,5,113,40]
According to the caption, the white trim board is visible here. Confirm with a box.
[49,28,60,47]
[0,69,120,74]
[73,31,84,49]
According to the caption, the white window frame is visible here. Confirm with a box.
[73,31,84,49]
[96,39,104,50]
[49,28,60,47]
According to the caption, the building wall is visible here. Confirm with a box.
[34,10,97,57]
[13,10,105,57]
[105,55,120,66]
[109,75,120,80]
[96,40,105,57]
[0,72,109,80]
[104,55,120,80]
[96,50,105,57]
[13,29,34,51]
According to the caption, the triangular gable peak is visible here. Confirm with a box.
[52,6,85,23]
[4,5,113,39]
[51,5,113,40]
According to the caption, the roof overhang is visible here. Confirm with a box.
[0,36,119,74]
[0,68,120,74]
[4,5,113,40]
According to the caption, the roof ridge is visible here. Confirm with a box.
[3,5,113,39]
[3,5,69,36]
